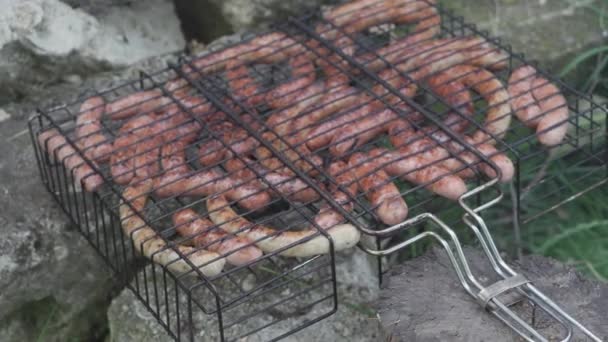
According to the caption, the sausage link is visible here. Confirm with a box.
[410,64,512,144]
[154,137,271,212]
[110,114,156,185]
[324,0,440,50]
[173,209,263,266]
[368,147,467,200]
[106,90,172,120]
[532,77,568,146]
[508,66,569,146]
[207,196,360,257]
[75,96,112,162]
[389,121,514,183]
[349,152,408,225]
[120,180,225,276]
[132,135,162,184]
[359,36,507,72]
[38,129,104,192]
[426,70,474,133]
[234,156,322,203]
[260,82,326,176]
[315,161,360,229]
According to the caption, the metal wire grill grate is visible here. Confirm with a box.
[28,0,607,340]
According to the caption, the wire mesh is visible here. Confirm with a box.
[28,0,607,340]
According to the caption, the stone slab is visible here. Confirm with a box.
[377,246,608,341]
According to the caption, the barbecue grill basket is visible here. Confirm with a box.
[29,0,607,340]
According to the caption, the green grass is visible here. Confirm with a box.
[560,1,608,95]
[511,0,608,282]
[518,184,608,281]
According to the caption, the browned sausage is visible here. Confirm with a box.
[185,32,302,78]
[110,114,156,185]
[426,130,514,183]
[326,69,418,156]
[330,108,399,156]
[359,36,507,72]
[173,209,263,266]
[255,131,323,177]
[508,66,569,146]
[38,129,104,192]
[222,33,315,108]
[266,82,326,135]
[226,59,267,107]
[207,195,360,257]
[389,122,514,183]
[266,55,317,108]
[532,77,569,146]
[349,152,408,225]
[508,65,543,127]
[223,158,271,200]
[324,0,440,49]
[120,180,225,276]
[227,156,321,203]
[315,161,360,229]
[426,69,474,133]
[132,134,162,184]
[152,104,202,145]
[75,96,113,162]
[291,84,360,136]
[368,147,467,200]
[411,65,512,144]
[106,90,172,120]
[307,102,374,152]
[154,136,271,212]
[198,121,260,167]
[259,82,326,175]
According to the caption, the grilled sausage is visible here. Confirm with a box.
[154,138,271,212]
[412,64,512,144]
[110,114,156,185]
[307,102,374,152]
[106,90,172,120]
[207,195,360,257]
[388,120,514,183]
[349,152,409,225]
[323,0,440,50]
[173,209,263,266]
[75,96,112,162]
[120,180,225,276]
[226,156,327,204]
[315,161,360,229]
[359,36,508,72]
[368,147,467,200]
[259,82,326,175]
[198,121,260,167]
[326,69,418,156]
[508,66,569,146]
[38,129,104,192]
[428,130,515,183]
[426,69,474,133]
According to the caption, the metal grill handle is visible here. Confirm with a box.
[361,182,603,342]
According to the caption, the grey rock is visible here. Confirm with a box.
[176,0,605,75]
[439,0,608,73]
[377,247,608,341]
[0,52,179,342]
[61,0,140,14]
[0,111,115,341]
[0,0,185,104]
[108,248,382,341]
[173,0,334,42]
[208,0,330,30]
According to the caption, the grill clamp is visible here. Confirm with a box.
[362,179,603,342]
[27,0,608,340]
